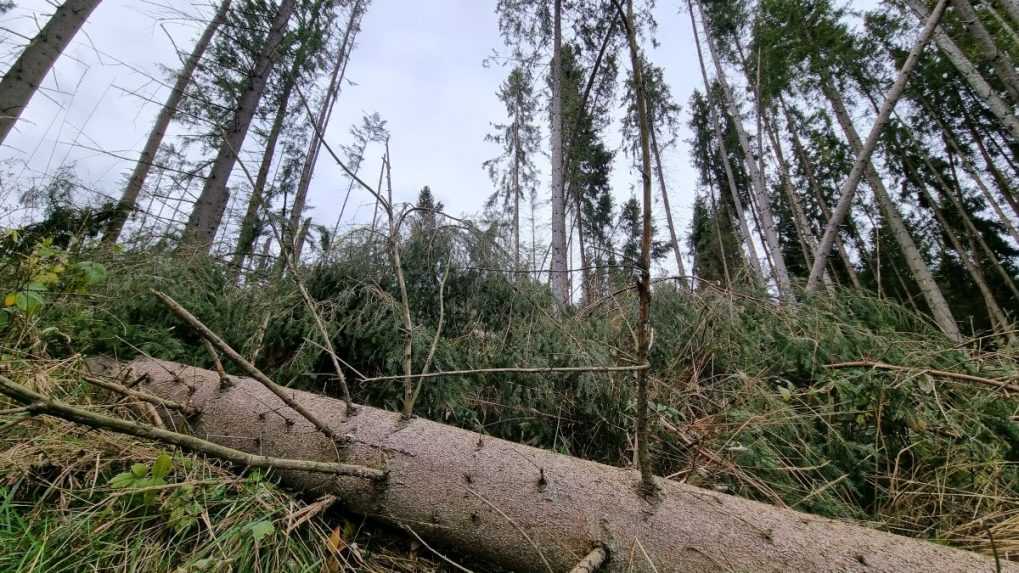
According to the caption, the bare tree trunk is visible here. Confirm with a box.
[289,0,364,257]
[230,63,300,275]
[998,0,1019,25]
[103,0,232,245]
[650,118,688,288]
[823,81,962,341]
[951,0,1019,102]
[697,0,793,300]
[0,0,102,146]
[121,358,1015,573]
[906,0,1019,140]
[617,0,656,492]
[805,0,948,294]
[550,0,569,307]
[688,2,765,286]
[512,116,522,270]
[781,103,862,289]
[183,0,297,249]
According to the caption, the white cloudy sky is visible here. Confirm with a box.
[0,0,880,274]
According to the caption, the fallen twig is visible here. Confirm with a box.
[825,361,1019,393]
[361,363,650,383]
[569,546,608,573]
[84,375,194,415]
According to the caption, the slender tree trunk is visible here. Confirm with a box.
[289,0,364,256]
[688,2,765,286]
[103,0,231,245]
[903,156,1013,338]
[763,111,820,275]
[512,115,521,270]
[781,104,862,289]
[805,0,948,294]
[997,0,1019,26]
[950,0,1019,102]
[906,0,1019,140]
[230,62,300,274]
[967,119,1019,220]
[649,117,688,287]
[697,0,792,300]
[707,181,734,290]
[926,100,1019,245]
[823,81,961,341]
[619,0,656,493]
[550,0,569,307]
[0,0,101,146]
[183,0,297,249]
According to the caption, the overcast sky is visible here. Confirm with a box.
[0,0,879,274]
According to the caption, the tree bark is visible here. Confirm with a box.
[118,358,1015,573]
[103,0,231,245]
[0,0,102,146]
[822,81,962,342]
[183,0,297,249]
[650,117,688,288]
[998,0,1019,26]
[550,0,569,307]
[950,0,1019,103]
[697,0,793,301]
[688,2,765,287]
[288,0,364,257]
[906,0,1019,140]
[805,0,948,294]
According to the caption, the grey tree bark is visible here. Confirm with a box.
[650,118,688,287]
[183,0,297,248]
[0,0,102,147]
[688,2,765,286]
[120,358,1015,573]
[288,0,364,257]
[697,0,793,300]
[550,0,569,307]
[805,0,948,294]
[950,0,1019,103]
[103,0,232,245]
[823,81,962,342]
[906,0,1019,140]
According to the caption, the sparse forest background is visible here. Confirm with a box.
[1,0,1019,571]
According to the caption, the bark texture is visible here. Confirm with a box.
[103,0,232,245]
[550,0,569,307]
[0,0,102,146]
[183,0,297,248]
[123,358,1012,573]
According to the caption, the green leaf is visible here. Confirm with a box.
[247,520,275,543]
[14,291,44,314]
[131,463,148,478]
[152,453,172,480]
[109,472,136,488]
[74,261,108,285]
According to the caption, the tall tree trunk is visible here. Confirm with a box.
[823,80,962,341]
[649,116,688,287]
[183,0,297,249]
[805,0,948,294]
[781,103,863,289]
[906,0,1019,140]
[0,0,102,146]
[550,0,569,307]
[229,66,297,275]
[289,0,364,256]
[925,99,1019,245]
[697,0,793,300]
[951,0,1019,102]
[512,115,521,270]
[903,155,1014,338]
[103,0,232,245]
[967,118,1019,220]
[619,0,656,493]
[763,110,820,275]
[688,2,765,286]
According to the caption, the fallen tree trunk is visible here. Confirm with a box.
[120,358,1009,572]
